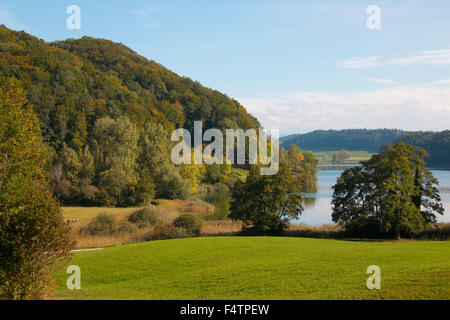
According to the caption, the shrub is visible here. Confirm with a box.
[155,166,191,200]
[81,213,117,236]
[173,214,203,237]
[146,223,186,241]
[117,221,139,234]
[0,79,73,299]
[128,208,158,228]
[412,223,450,240]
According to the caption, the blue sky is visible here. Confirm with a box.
[1,0,450,135]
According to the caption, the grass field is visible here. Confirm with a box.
[53,237,450,300]
[314,151,375,164]
[62,207,139,224]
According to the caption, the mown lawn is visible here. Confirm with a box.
[53,237,450,300]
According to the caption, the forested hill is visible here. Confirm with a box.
[0,25,259,150]
[391,131,450,168]
[51,36,260,135]
[280,129,406,153]
[0,26,260,206]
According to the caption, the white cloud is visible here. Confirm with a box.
[337,56,381,69]
[239,86,450,136]
[132,7,159,29]
[0,5,28,31]
[427,79,450,86]
[363,78,399,86]
[389,50,450,66]
[338,49,450,69]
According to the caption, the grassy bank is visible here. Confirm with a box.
[53,237,450,300]
[314,150,375,164]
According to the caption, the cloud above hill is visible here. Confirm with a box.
[338,50,450,69]
[240,86,450,136]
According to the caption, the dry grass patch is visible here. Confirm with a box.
[64,199,215,249]
[202,220,242,236]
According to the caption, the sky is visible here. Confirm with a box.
[1,0,450,136]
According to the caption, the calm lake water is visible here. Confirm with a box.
[294,168,450,226]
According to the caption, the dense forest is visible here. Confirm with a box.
[280,129,406,153]
[0,26,318,206]
[0,26,259,205]
[391,131,450,168]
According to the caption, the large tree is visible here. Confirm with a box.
[332,142,443,238]
[91,116,142,206]
[0,78,73,299]
[230,152,303,234]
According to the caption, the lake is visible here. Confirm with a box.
[294,168,450,226]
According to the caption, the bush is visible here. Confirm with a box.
[173,214,203,237]
[0,79,73,299]
[117,221,139,234]
[412,223,450,240]
[128,208,158,228]
[146,223,186,241]
[155,166,191,200]
[81,213,117,236]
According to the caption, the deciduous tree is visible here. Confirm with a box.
[0,78,73,299]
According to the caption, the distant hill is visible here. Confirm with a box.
[280,129,406,153]
[392,131,450,168]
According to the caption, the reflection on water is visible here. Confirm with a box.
[302,197,317,207]
[295,169,450,226]
[202,184,231,220]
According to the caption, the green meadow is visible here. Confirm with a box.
[53,237,450,300]
[314,150,375,164]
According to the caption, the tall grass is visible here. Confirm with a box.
[67,199,216,249]
[287,223,450,240]
[287,224,345,238]
[202,220,242,236]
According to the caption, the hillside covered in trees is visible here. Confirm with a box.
[391,131,450,168]
[0,26,319,207]
[280,129,406,153]
[0,25,263,206]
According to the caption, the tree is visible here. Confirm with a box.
[0,26,260,206]
[178,151,206,193]
[301,151,318,193]
[155,165,190,200]
[136,121,188,200]
[332,142,444,238]
[230,152,303,234]
[332,149,348,164]
[0,78,73,299]
[92,116,140,205]
[286,145,318,193]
